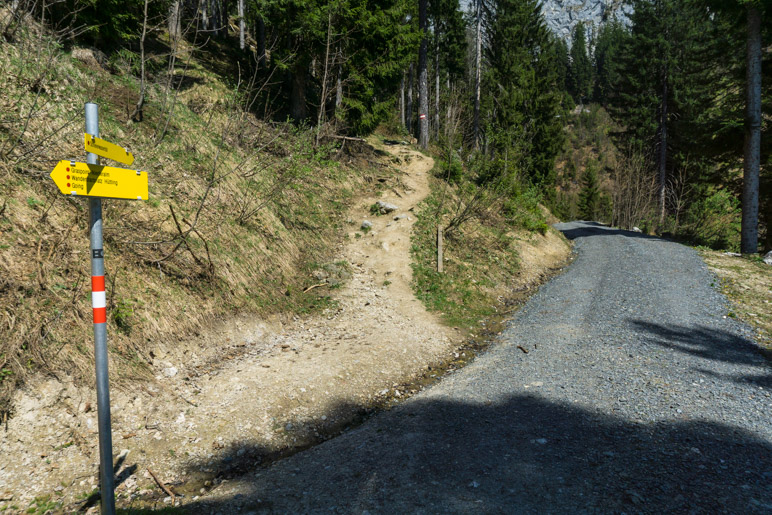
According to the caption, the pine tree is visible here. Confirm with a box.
[553,37,570,96]
[578,163,601,220]
[609,0,720,226]
[482,0,565,186]
[253,0,420,133]
[568,24,593,104]
[593,20,626,105]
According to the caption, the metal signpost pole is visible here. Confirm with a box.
[85,102,116,515]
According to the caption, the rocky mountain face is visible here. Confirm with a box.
[540,0,631,44]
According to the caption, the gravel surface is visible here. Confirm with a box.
[196,221,772,514]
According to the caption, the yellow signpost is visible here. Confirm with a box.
[84,133,135,165]
[49,160,148,200]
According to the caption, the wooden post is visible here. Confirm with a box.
[437,225,443,273]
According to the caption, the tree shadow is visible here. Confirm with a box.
[556,221,660,241]
[629,319,772,388]
[135,391,772,514]
[77,453,138,512]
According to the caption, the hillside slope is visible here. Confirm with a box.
[0,140,570,510]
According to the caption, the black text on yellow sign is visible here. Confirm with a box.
[84,133,135,165]
[50,161,148,200]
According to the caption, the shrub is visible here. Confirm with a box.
[680,189,741,251]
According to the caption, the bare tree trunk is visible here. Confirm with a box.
[257,16,266,67]
[434,34,440,141]
[400,72,406,129]
[131,0,150,123]
[290,60,309,122]
[215,0,222,36]
[213,0,227,38]
[473,0,482,150]
[238,0,245,50]
[658,66,668,227]
[316,8,333,146]
[220,0,228,37]
[446,76,451,139]
[169,0,182,42]
[741,5,761,255]
[336,63,343,108]
[407,63,414,136]
[201,0,209,32]
[418,0,429,149]
[335,43,343,112]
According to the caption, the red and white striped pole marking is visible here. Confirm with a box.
[92,274,106,324]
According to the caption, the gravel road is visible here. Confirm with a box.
[197,221,772,514]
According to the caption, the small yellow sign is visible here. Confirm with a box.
[84,133,135,165]
[50,160,148,200]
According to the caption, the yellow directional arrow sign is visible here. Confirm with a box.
[50,161,148,200]
[84,133,135,165]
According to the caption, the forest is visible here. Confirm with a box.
[1,0,769,250]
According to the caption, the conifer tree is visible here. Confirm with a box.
[579,164,601,220]
[429,0,466,142]
[609,0,719,226]
[569,23,593,104]
[593,20,626,105]
[553,37,570,97]
[482,0,564,186]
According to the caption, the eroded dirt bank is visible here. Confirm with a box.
[0,144,570,511]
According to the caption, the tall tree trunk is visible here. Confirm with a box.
[201,0,209,32]
[336,62,343,108]
[131,0,150,123]
[168,0,182,42]
[257,16,266,67]
[217,0,228,38]
[418,0,429,149]
[446,76,451,140]
[741,5,761,255]
[473,0,482,150]
[290,60,309,123]
[238,0,245,50]
[407,63,414,136]
[658,66,668,227]
[434,35,440,141]
[335,45,343,112]
[400,72,406,129]
[316,8,333,146]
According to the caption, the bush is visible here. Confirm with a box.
[434,156,464,184]
[679,189,741,251]
[503,186,549,234]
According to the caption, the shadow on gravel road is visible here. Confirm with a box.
[158,394,772,514]
[557,222,660,242]
[631,319,772,388]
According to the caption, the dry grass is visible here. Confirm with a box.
[0,13,391,413]
[410,164,570,330]
[701,250,772,350]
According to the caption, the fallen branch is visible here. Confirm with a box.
[303,283,327,293]
[517,345,529,354]
[329,135,366,142]
[147,468,176,504]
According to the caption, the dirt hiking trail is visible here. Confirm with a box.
[0,143,465,509]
